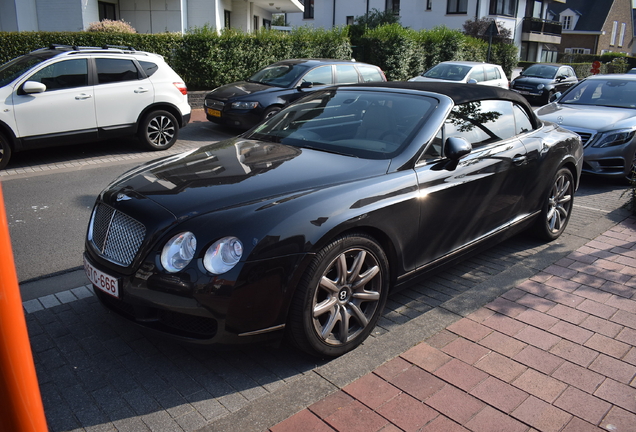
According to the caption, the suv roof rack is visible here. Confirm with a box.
[47,44,138,54]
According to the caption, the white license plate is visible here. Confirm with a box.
[515,90,531,95]
[84,256,119,298]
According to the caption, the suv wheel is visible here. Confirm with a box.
[0,132,12,170]
[138,110,179,150]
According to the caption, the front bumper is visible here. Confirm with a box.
[582,141,636,178]
[204,102,264,130]
[84,250,310,345]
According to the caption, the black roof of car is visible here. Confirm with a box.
[343,81,532,107]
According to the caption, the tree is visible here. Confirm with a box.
[463,17,511,43]
[272,14,286,27]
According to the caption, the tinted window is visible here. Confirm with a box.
[357,65,384,83]
[138,61,158,77]
[302,66,333,86]
[335,65,360,84]
[28,59,88,90]
[522,64,558,79]
[95,58,140,84]
[422,63,471,81]
[445,100,515,148]
[0,51,59,88]
[513,104,533,134]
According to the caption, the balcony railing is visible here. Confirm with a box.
[522,17,562,37]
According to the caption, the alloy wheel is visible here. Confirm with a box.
[546,171,572,234]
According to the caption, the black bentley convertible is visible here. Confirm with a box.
[84,82,583,357]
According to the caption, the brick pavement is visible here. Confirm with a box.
[270,218,636,432]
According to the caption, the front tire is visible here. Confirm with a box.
[138,110,179,150]
[533,167,574,241]
[287,234,389,358]
[0,132,11,170]
[262,106,281,121]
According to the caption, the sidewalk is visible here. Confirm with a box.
[269,218,636,432]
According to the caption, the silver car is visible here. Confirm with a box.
[536,74,636,180]
[408,61,508,88]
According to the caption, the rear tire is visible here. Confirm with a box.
[286,233,389,358]
[532,167,574,241]
[138,110,179,150]
[0,132,12,170]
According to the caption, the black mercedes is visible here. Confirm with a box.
[84,82,583,357]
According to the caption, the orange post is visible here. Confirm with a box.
[0,184,48,432]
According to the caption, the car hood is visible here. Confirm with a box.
[106,138,390,217]
[513,76,554,86]
[536,103,636,131]
[205,81,284,100]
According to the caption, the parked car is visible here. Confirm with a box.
[536,74,636,180]
[84,82,582,357]
[510,63,578,105]
[204,59,386,130]
[408,61,508,88]
[628,68,636,74]
[0,45,191,170]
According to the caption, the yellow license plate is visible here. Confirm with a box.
[207,108,221,117]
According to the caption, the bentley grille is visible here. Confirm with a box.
[89,204,146,267]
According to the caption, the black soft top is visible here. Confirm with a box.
[344,81,539,126]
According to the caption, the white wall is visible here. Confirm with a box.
[35,0,85,31]
[120,0,184,33]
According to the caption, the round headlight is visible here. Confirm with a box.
[537,84,545,90]
[161,232,197,273]
[203,236,243,274]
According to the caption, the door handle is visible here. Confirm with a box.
[134,88,149,93]
[512,155,527,165]
[75,94,92,100]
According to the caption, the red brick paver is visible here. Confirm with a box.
[270,220,636,432]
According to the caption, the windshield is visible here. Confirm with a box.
[243,88,436,160]
[248,64,309,88]
[559,78,636,109]
[522,64,558,79]
[422,63,471,81]
[0,51,57,88]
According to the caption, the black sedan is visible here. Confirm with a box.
[511,63,578,105]
[84,82,583,357]
[203,59,386,130]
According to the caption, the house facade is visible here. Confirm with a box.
[547,0,634,56]
[286,0,567,62]
[0,0,303,34]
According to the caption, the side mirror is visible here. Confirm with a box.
[22,81,46,94]
[467,78,478,84]
[549,92,561,103]
[445,136,472,161]
[298,81,313,89]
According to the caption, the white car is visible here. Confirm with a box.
[0,45,191,169]
[409,61,509,88]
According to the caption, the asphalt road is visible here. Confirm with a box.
[1,116,234,284]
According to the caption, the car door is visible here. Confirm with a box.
[12,58,96,142]
[92,57,154,132]
[556,66,577,93]
[414,100,530,267]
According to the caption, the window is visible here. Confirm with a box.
[561,15,571,30]
[484,66,501,81]
[28,59,88,91]
[304,0,314,19]
[445,100,515,148]
[253,15,259,32]
[386,0,400,14]
[427,0,433,10]
[357,65,384,83]
[468,67,485,83]
[513,104,533,135]
[302,66,333,86]
[619,22,626,47]
[611,21,618,46]
[95,58,140,84]
[98,2,116,21]
[335,65,359,84]
[224,10,231,28]
[138,61,158,77]
[567,48,590,54]
[489,0,516,17]
[346,16,354,25]
[263,19,271,30]
[447,0,468,14]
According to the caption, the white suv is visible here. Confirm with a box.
[0,45,191,169]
